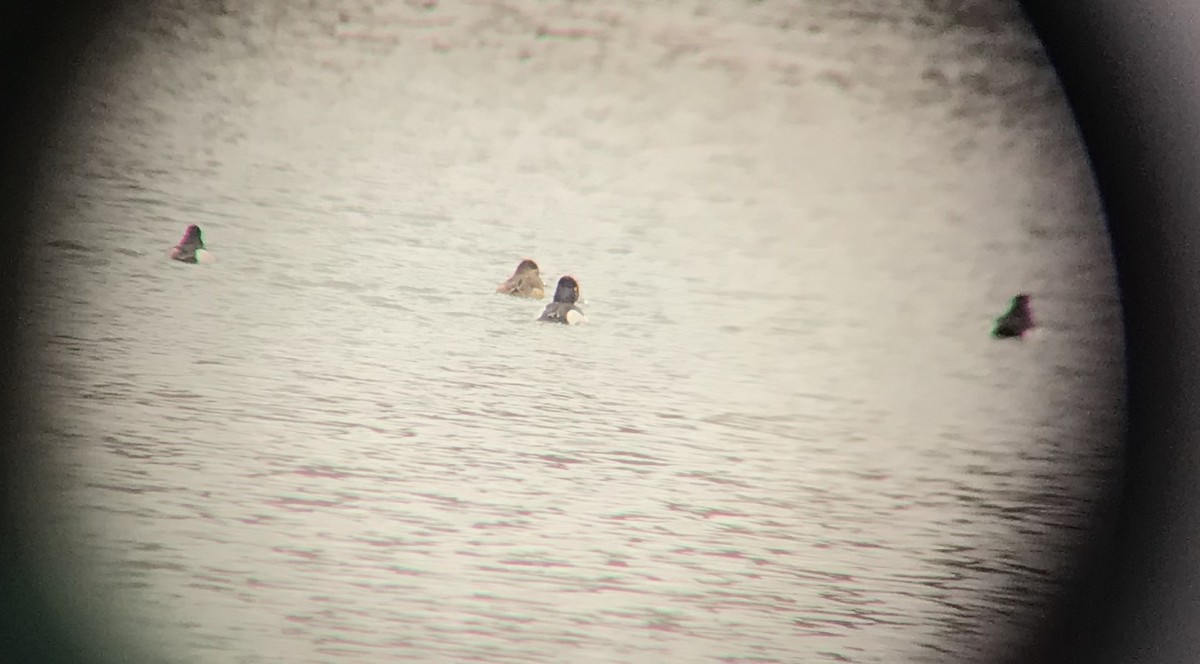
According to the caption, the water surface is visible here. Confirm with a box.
[19,1,1123,662]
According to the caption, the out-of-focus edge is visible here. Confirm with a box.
[0,1,144,664]
[1019,1,1200,663]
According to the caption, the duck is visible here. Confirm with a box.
[538,276,586,325]
[496,259,545,299]
[992,293,1034,338]
[169,224,205,264]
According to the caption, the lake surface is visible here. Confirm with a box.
[16,1,1124,662]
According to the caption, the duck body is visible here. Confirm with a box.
[170,224,205,264]
[496,259,545,299]
[539,276,585,325]
[993,294,1034,338]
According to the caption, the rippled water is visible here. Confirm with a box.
[17,1,1123,662]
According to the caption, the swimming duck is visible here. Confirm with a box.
[169,225,205,264]
[538,276,586,325]
[496,259,545,299]
[992,293,1034,338]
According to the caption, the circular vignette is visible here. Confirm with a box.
[0,3,133,664]
[1022,1,1200,663]
[0,1,1193,663]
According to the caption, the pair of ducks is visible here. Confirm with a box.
[496,259,585,325]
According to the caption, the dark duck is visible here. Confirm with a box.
[496,259,545,299]
[538,276,586,325]
[992,294,1034,338]
[169,224,205,264]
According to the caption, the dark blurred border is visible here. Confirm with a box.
[0,3,124,663]
[1020,1,1200,662]
[1,1,1195,663]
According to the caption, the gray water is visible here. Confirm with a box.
[18,1,1124,662]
